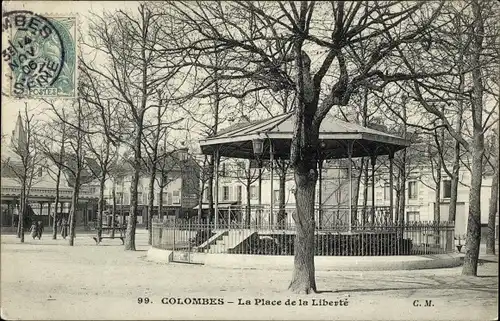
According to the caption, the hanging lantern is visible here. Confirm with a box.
[252,138,264,156]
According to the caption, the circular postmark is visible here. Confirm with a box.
[2,10,66,97]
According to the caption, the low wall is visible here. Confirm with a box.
[146,247,173,263]
[146,247,462,271]
[203,253,462,271]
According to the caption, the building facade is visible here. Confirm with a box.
[101,157,200,224]
[1,114,99,230]
[205,158,498,237]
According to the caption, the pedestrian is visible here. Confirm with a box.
[61,218,68,239]
[29,221,38,239]
[37,221,44,239]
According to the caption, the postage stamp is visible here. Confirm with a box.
[2,10,77,98]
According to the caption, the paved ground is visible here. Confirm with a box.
[1,229,498,320]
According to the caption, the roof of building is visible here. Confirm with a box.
[200,112,410,160]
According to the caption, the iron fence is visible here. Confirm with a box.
[152,218,455,256]
[196,204,393,230]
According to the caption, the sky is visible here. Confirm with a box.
[2,1,497,144]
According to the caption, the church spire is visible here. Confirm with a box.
[11,110,27,152]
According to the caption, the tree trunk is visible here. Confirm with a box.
[147,172,156,245]
[159,186,164,221]
[17,198,22,238]
[287,42,321,294]
[19,189,25,243]
[198,159,206,222]
[53,122,66,239]
[277,165,287,228]
[486,164,498,255]
[462,0,484,275]
[112,182,117,235]
[449,58,464,223]
[97,176,105,241]
[52,168,61,239]
[434,150,442,245]
[68,175,81,246]
[434,109,445,223]
[288,167,317,294]
[449,162,460,223]
[125,129,142,251]
[462,135,484,275]
[435,161,441,222]
[120,185,124,230]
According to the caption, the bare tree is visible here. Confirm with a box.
[227,159,261,226]
[3,105,42,243]
[403,0,499,275]
[196,155,209,222]
[39,117,67,240]
[486,126,498,255]
[166,1,449,293]
[485,13,500,256]
[108,158,129,232]
[44,100,89,245]
[141,91,173,245]
[156,139,184,222]
[82,4,185,250]
[78,66,122,242]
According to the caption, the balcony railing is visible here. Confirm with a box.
[189,204,393,231]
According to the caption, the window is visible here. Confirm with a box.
[203,187,208,201]
[366,186,373,201]
[384,184,390,201]
[408,181,418,200]
[273,190,280,203]
[117,192,123,204]
[172,190,180,204]
[443,180,452,199]
[137,192,143,205]
[38,167,43,177]
[250,185,257,199]
[123,193,130,205]
[236,162,245,176]
[222,186,229,201]
[163,192,171,205]
[407,211,420,222]
[236,186,242,202]
[143,192,148,204]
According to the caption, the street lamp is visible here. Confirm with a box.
[252,138,264,158]
[178,147,189,162]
